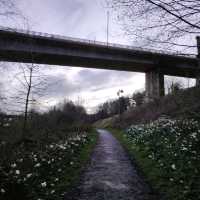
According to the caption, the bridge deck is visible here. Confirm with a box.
[0,27,198,78]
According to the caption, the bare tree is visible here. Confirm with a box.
[11,63,50,139]
[0,0,24,25]
[22,65,33,134]
[0,0,17,17]
[109,0,200,53]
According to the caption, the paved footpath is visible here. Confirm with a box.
[66,129,158,200]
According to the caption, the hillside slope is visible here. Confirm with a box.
[98,86,200,129]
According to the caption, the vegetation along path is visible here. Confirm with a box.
[68,129,157,200]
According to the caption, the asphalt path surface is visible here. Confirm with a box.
[65,129,157,200]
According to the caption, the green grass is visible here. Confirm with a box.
[0,129,98,200]
[110,123,200,200]
[110,128,172,199]
[58,129,98,196]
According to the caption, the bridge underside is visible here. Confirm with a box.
[0,29,199,101]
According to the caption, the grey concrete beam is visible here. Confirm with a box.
[0,30,198,78]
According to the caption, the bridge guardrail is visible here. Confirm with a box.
[0,26,196,58]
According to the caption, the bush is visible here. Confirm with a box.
[112,87,200,128]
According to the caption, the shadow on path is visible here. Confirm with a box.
[65,129,157,200]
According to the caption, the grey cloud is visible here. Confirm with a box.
[76,69,137,92]
[40,68,137,100]
[43,73,79,98]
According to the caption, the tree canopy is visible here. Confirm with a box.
[109,0,200,54]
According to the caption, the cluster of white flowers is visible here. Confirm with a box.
[126,118,200,197]
[0,132,90,199]
[41,182,47,187]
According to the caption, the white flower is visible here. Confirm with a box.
[171,164,176,170]
[70,161,74,165]
[50,190,55,194]
[182,147,187,151]
[27,173,32,178]
[34,163,41,167]
[41,182,47,187]
[16,170,20,175]
[58,168,62,172]
[1,188,5,193]
[11,163,16,168]
[191,132,197,138]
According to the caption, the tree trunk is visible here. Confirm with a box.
[22,67,33,139]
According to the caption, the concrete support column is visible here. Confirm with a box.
[145,70,165,102]
[196,36,200,87]
[196,78,200,87]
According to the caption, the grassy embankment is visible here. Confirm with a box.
[0,129,98,200]
[111,86,200,129]
[56,129,98,197]
[110,128,165,197]
[110,119,200,200]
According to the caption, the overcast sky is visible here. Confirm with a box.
[0,0,195,113]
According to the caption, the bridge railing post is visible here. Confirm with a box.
[145,69,165,102]
[196,36,200,87]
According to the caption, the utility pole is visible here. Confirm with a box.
[106,10,109,45]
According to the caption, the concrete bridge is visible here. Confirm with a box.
[0,27,199,101]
